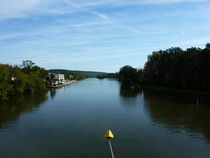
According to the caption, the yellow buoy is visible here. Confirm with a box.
[104,130,114,139]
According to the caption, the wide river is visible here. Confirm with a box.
[0,78,210,158]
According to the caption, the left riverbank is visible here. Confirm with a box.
[0,60,50,101]
[48,80,77,88]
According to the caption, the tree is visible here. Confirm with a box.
[0,61,49,102]
[0,65,14,100]
[22,60,35,68]
[137,69,143,84]
[206,43,210,50]
[22,60,35,74]
[0,82,13,100]
[118,65,138,86]
[119,43,210,90]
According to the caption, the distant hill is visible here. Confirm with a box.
[49,69,106,77]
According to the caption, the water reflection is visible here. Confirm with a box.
[119,84,140,97]
[0,79,210,158]
[143,89,210,106]
[0,91,49,128]
[143,89,210,142]
[50,89,56,99]
[119,85,144,108]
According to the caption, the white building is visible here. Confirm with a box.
[54,74,65,83]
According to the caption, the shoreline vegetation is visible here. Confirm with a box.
[117,43,210,94]
[1,43,210,101]
[0,60,49,101]
[96,73,118,79]
[49,69,105,78]
[0,60,86,102]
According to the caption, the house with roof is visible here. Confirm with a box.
[54,74,65,83]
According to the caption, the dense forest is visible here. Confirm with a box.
[0,60,50,101]
[118,43,210,91]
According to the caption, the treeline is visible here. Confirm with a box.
[118,43,210,91]
[64,74,86,81]
[49,69,105,77]
[0,60,50,101]
[72,75,87,80]
[97,73,118,79]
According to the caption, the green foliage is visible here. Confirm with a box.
[118,65,138,85]
[143,46,210,90]
[22,60,35,69]
[64,74,73,80]
[0,65,13,100]
[137,69,143,84]
[0,61,49,101]
[96,73,118,79]
[13,72,27,94]
[49,69,105,77]
[0,82,13,100]
[206,43,210,50]
[25,73,46,93]
[73,75,86,81]
[118,43,210,91]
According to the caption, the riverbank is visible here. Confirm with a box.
[48,80,77,88]
[137,85,210,95]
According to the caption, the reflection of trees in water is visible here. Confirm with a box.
[50,89,56,99]
[119,84,143,107]
[120,84,141,97]
[143,89,210,105]
[143,90,210,142]
[0,91,48,128]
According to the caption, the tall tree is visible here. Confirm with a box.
[118,65,138,86]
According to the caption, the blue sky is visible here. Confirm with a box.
[0,0,210,72]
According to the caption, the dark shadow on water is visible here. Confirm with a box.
[142,89,210,106]
[119,83,210,142]
[0,91,49,128]
[142,89,210,143]
[119,84,144,107]
[119,84,140,98]
[50,89,57,99]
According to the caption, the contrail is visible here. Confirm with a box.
[64,0,109,20]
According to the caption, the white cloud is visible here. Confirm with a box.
[0,0,207,20]
[0,0,42,19]
[69,0,207,8]
[0,0,74,20]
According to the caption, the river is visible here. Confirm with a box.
[0,78,210,158]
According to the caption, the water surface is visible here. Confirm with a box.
[0,78,210,158]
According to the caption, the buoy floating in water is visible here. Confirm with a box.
[104,130,115,158]
[104,130,114,139]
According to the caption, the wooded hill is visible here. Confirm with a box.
[49,69,106,77]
